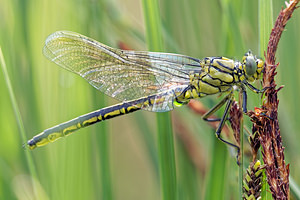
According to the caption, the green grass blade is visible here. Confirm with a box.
[239,115,244,199]
[142,0,177,199]
[258,0,273,199]
[142,0,164,51]
[97,124,113,200]
[203,1,241,199]
[290,176,300,199]
[0,47,39,198]
[204,139,228,199]
[258,0,273,56]
[86,3,113,198]
[2,0,298,199]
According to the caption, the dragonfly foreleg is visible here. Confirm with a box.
[244,82,266,93]
[243,82,269,113]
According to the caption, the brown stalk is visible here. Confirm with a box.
[229,100,242,147]
[247,1,299,199]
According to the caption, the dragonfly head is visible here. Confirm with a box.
[242,50,264,82]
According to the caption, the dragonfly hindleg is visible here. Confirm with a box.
[202,92,233,122]
[203,92,240,154]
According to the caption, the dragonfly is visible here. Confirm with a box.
[27,31,264,151]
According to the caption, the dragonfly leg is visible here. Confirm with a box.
[241,85,247,113]
[214,96,240,149]
[202,92,240,161]
[244,82,268,93]
[202,92,233,122]
[243,82,271,112]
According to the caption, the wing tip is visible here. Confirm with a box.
[44,31,76,45]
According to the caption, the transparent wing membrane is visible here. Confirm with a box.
[28,31,265,150]
[43,31,201,111]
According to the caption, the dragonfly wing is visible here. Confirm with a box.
[43,31,201,111]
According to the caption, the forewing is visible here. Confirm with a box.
[43,31,201,111]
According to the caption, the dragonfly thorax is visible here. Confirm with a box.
[175,52,264,105]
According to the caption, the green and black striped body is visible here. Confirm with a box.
[28,95,165,149]
[27,31,264,150]
[175,56,262,103]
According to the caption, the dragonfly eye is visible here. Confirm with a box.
[245,55,257,76]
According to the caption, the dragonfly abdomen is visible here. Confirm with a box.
[27,99,145,150]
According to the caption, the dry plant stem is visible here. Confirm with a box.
[249,1,299,199]
[229,100,242,146]
[228,100,243,163]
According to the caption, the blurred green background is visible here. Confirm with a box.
[0,0,299,199]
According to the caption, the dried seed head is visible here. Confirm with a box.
[229,100,242,146]
[246,1,299,199]
[243,160,264,200]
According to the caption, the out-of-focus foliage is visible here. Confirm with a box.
[0,0,299,199]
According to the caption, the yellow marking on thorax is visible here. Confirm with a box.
[218,85,232,92]
[192,89,198,97]
[184,90,191,99]
[209,67,233,83]
[184,89,199,99]
[253,73,258,79]
[198,81,219,94]
[202,75,222,86]
[239,75,246,81]
[221,56,230,61]
[233,74,239,82]
[211,59,235,73]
